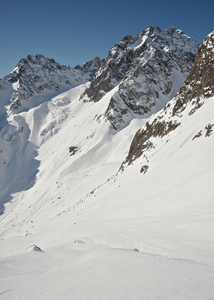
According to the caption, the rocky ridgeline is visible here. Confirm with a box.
[172,31,214,117]
[81,25,199,129]
[121,31,214,170]
[0,54,104,110]
[74,57,105,81]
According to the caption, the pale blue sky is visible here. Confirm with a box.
[0,0,213,78]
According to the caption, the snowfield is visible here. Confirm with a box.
[0,77,214,299]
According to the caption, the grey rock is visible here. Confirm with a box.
[81,25,199,130]
[1,55,104,112]
[120,30,214,169]
[172,31,214,117]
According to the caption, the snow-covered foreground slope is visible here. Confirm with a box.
[0,80,214,299]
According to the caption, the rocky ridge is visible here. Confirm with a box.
[172,31,214,117]
[121,31,214,170]
[81,26,199,130]
[0,54,104,111]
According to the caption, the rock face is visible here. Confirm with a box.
[81,26,199,130]
[74,56,105,81]
[172,31,214,117]
[0,54,104,111]
[121,119,181,169]
[121,31,214,169]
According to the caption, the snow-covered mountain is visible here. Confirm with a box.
[121,30,214,171]
[0,28,214,300]
[0,54,104,112]
[0,54,104,210]
[81,25,199,129]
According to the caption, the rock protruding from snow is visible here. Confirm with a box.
[121,31,214,169]
[172,31,214,117]
[81,25,199,130]
[120,119,181,169]
[25,244,44,252]
[0,54,104,111]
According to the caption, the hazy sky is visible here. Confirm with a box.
[0,0,213,78]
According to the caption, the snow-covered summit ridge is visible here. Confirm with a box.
[0,54,104,112]
[126,26,197,52]
[203,30,214,47]
[81,25,199,130]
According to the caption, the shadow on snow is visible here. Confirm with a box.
[0,118,40,215]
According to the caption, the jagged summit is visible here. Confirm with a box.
[74,56,105,79]
[81,26,199,130]
[121,30,214,169]
[0,54,104,111]
[0,26,198,126]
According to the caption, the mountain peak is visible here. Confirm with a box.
[81,26,199,130]
[1,55,104,112]
[120,31,214,171]
[139,25,161,36]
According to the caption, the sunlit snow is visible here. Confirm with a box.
[0,75,214,299]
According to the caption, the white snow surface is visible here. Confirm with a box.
[0,82,214,299]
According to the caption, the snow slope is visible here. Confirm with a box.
[0,30,214,300]
[0,85,214,299]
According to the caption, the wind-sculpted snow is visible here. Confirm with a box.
[81,26,199,129]
[0,83,89,213]
[0,55,104,211]
[0,115,39,213]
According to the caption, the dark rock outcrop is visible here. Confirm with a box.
[0,55,104,111]
[172,31,214,117]
[81,26,199,130]
[120,30,214,169]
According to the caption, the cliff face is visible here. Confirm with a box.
[121,31,214,170]
[172,31,214,117]
[81,26,199,129]
[0,54,104,111]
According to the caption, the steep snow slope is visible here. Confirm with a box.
[0,84,214,300]
[0,55,104,211]
[0,87,214,300]
[0,31,214,300]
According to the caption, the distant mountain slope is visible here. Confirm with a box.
[81,26,199,129]
[0,54,104,112]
